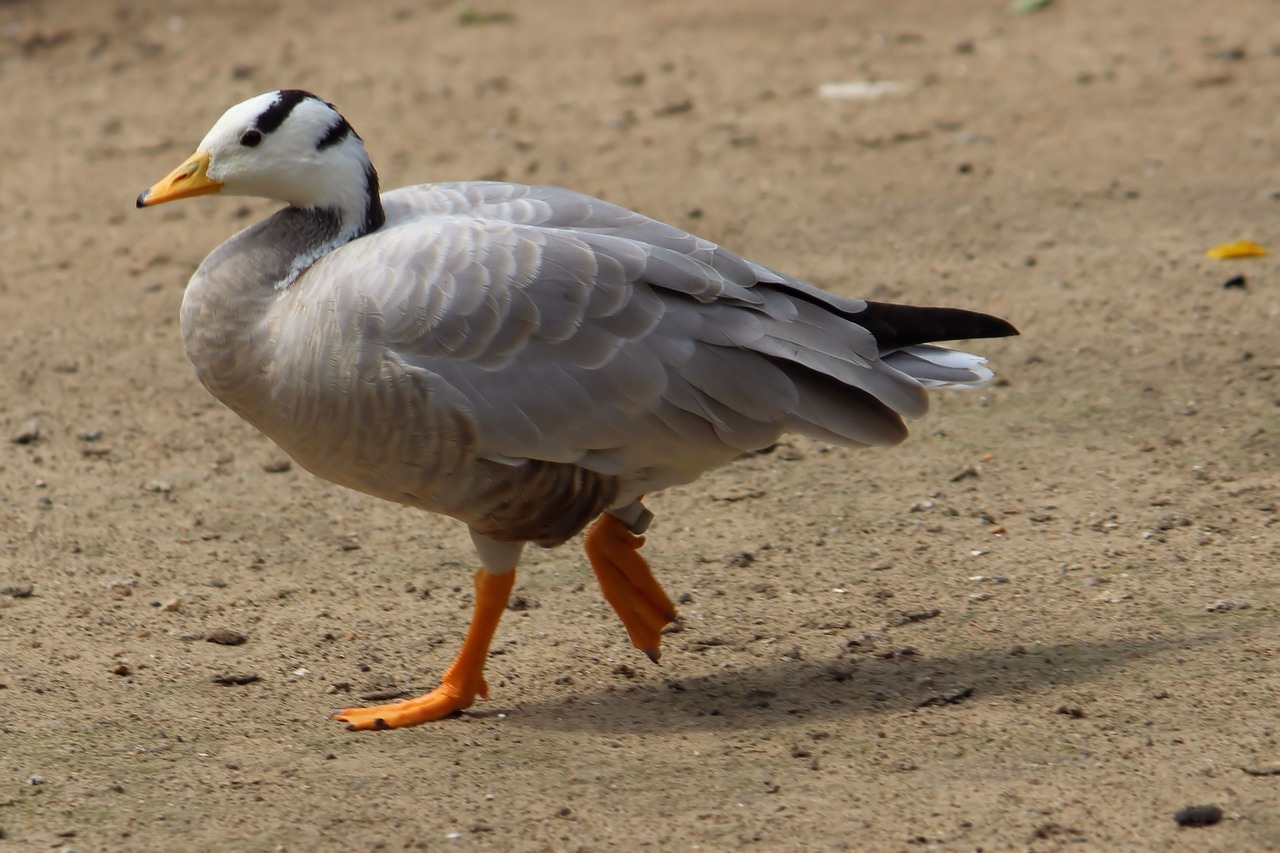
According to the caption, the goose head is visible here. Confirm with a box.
[137,90,384,236]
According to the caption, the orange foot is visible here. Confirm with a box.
[584,512,677,662]
[332,568,514,731]
[331,677,490,730]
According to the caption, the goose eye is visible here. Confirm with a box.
[240,129,263,148]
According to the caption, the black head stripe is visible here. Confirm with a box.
[255,89,315,134]
[362,162,385,235]
[316,116,354,150]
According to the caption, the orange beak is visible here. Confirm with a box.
[136,151,221,207]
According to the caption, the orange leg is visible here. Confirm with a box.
[584,513,678,662]
[332,569,515,731]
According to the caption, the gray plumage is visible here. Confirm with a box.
[150,91,1017,559]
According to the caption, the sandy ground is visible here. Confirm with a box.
[3,0,1280,850]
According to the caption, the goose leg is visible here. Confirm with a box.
[584,511,678,662]
[332,534,520,731]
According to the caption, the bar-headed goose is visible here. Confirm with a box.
[138,90,1017,730]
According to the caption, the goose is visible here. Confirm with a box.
[137,90,1017,731]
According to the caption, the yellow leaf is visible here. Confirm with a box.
[1205,240,1269,260]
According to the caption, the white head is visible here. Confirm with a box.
[138,90,384,235]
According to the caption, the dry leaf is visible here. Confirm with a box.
[1205,240,1268,259]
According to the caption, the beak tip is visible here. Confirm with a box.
[135,191,149,209]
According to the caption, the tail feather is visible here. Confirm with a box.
[882,345,995,388]
[857,301,1019,351]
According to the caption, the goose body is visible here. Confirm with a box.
[139,90,1016,730]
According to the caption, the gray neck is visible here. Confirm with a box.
[179,206,346,416]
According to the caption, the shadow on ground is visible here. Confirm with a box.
[482,634,1211,734]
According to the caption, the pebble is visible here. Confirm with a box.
[2,584,34,598]
[890,608,941,626]
[206,629,247,646]
[10,416,40,444]
[1173,804,1222,827]
[1206,599,1249,613]
[1241,766,1280,777]
[917,685,974,707]
[211,673,261,686]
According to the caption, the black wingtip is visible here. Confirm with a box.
[977,314,1020,339]
[860,302,1019,349]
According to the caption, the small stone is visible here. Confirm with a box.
[11,417,40,445]
[26,775,47,785]
[917,685,974,707]
[110,663,130,676]
[654,98,694,116]
[261,459,292,473]
[1222,274,1247,290]
[889,608,941,626]
[211,673,261,686]
[2,584,34,598]
[1173,804,1222,827]
[1207,598,1248,613]
[1242,766,1280,777]
[206,629,247,646]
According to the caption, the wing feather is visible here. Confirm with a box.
[290,181,993,489]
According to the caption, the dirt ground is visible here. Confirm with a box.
[3,0,1279,850]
